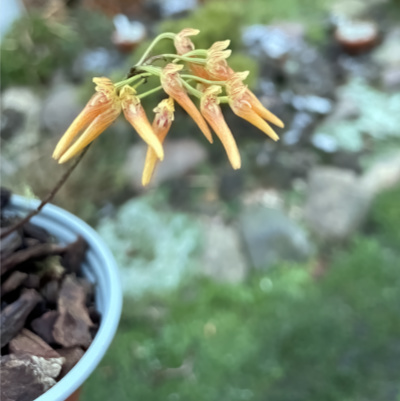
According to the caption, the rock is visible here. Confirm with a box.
[0,88,42,176]
[112,15,146,53]
[9,329,60,359]
[361,151,400,195]
[145,0,198,18]
[200,217,248,283]
[53,276,93,348]
[282,112,319,145]
[218,169,244,201]
[41,84,82,137]
[305,167,372,241]
[334,20,379,54]
[1,354,64,401]
[243,24,336,98]
[372,28,400,68]
[124,139,207,190]
[372,28,400,91]
[239,206,313,270]
[72,47,121,79]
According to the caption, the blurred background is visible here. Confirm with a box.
[1,0,400,399]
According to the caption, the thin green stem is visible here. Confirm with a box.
[137,65,162,76]
[181,80,203,98]
[135,33,176,66]
[115,73,150,90]
[137,85,163,99]
[218,96,230,103]
[180,74,226,86]
[163,54,206,64]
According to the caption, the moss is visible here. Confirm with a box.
[82,235,400,401]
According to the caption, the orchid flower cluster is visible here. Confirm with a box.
[52,29,284,186]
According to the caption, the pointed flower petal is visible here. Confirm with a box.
[245,89,285,128]
[120,85,164,161]
[53,77,120,161]
[58,106,120,163]
[200,85,241,169]
[227,72,279,141]
[205,40,232,80]
[160,64,213,143]
[174,28,200,55]
[142,98,175,186]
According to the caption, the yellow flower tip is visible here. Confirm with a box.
[209,40,231,52]
[153,97,175,132]
[174,28,200,55]
[120,85,164,160]
[245,89,285,128]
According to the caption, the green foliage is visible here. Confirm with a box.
[1,14,81,88]
[160,1,243,51]
[242,0,329,42]
[70,9,114,48]
[369,185,400,248]
[228,53,259,90]
[82,235,400,401]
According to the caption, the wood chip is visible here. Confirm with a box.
[31,311,59,344]
[1,271,28,296]
[57,347,85,379]
[1,243,66,275]
[9,329,60,359]
[53,276,93,348]
[0,289,42,348]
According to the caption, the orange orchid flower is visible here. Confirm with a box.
[120,85,164,161]
[160,64,213,143]
[205,40,232,81]
[142,98,175,186]
[226,72,283,141]
[174,28,200,56]
[200,85,241,169]
[52,77,121,163]
[173,28,210,80]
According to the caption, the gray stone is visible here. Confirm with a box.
[124,139,207,190]
[239,206,313,270]
[0,87,42,176]
[305,167,372,241]
[200,217,248,283]
[41,84,82,136]
[361,151,400,195]
[1,354,64,401]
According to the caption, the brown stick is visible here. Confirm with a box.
[0,147,90,240]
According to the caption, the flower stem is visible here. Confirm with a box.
[0,146,91,240]
[135,32,176,66]
[137,85,163,99]
[180,74,226,86]
[181,80,203,98]
[115,73,151,90]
